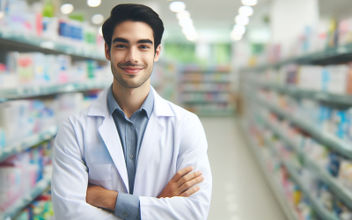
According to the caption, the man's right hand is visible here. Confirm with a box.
[158,166,203,198]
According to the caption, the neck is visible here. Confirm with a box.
[112,81,150,118]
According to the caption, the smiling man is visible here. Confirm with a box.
[51,4,212,220]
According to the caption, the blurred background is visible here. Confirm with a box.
[1,0,352,219]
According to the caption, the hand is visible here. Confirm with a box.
[158,166,203,198]
[86,184,118,211]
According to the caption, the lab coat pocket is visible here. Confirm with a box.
[88,164,113,189]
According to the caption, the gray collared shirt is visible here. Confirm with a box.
[107,85,154,220]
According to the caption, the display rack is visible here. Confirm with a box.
[0,174,51,220]
[241,42,352,73]
[0,20,108,218]
[239,121,298,220]
[243,117,340,219]
[248,80,352,106]
[0,81,110,102]
[258,112,352,210]
[0,126,57,162]
[0,31,105,61]
[179,66,235,116]
[254,96,352,159]
[240,36,352,219]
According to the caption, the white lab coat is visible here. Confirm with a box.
[51,87,212,220]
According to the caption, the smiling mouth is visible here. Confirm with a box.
[118,64,144,74]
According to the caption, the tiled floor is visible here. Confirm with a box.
[201,117,287,220]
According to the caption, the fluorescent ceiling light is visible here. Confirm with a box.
[231,32,243,41]
[239,6,253,16]
[92,14,104,25]
[235,15,249,26]
[60,3,74,15]
[241,0,258,6]
[87,0,101,8]
[169,1,185,13]
[176,10,191,20]
[233,25,246,35]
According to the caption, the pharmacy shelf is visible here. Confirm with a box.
[1,175,51,220]
[239,120,298,220]
[250,80,352,106]
[241,42,352,72]
[0,81,110,102]
[0,126,57,162]
[260,114,352,210]
[254,97,352,160]
[284,162,340,220]
[0,31,106,61]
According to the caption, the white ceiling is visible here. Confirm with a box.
[27,0,352,43]
[57,0,273,43]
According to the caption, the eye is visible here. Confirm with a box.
[115,44,127,49]
[139,44,151,50]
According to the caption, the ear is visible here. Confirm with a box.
[153,44,162,62]
[105,43,111,60]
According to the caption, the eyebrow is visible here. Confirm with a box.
[112,37,153,45]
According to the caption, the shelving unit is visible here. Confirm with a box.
[239,121,299,220]
[0,16,108,219]
[0,31,105,61]
[0,174,51,220]
[0,81,110,102]
[241,42,352,73]
[0,126,57,162]
[239,30,352,219]
[179,66,235,116]
[258,112,352,210]
[248,80,352,106]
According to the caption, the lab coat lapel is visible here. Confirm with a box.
[134,88,174,194]
[98,116,129,193]
[90,89,129,193]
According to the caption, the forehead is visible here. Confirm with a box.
[112,21,154,43]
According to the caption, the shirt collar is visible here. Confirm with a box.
[107,85,154,118]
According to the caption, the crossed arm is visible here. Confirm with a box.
[86,166,204,212]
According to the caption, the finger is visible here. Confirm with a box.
[172,166,193,182]
[177,171,202,186]
[181,186,200,197]
[179,175,204,193]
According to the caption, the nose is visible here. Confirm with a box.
[125,47,138,64]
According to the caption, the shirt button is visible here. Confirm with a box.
[129,154,134,159]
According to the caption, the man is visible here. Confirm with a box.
[52,3,212,220]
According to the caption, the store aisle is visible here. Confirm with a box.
[201,117,287,220]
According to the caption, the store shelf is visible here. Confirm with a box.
[0,175,51,220]
[0,31,106,61]
[250,80,352,106]
[260,116,352,210]
[239,120,298,220]
[0,126,57,162]
[254,97,352,160]
[240,43,352,72]
[284,162,340,220]
[0,81,110,102]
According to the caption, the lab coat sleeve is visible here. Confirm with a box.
[139,113,212,220]
[51,117,119,220]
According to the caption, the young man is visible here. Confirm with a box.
[52,4,212,220]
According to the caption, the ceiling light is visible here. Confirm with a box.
[60,3,74,15]
[87,0,101,8]
[176,10,190,20]
[91,14,104,25]
[169,1,185,13]
[235,15,249,26]
[231,32,243,41]
[233,25,246,35]
[238,6,253,16]
[241,0,258,6]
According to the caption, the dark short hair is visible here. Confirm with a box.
[102,4,164,51]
